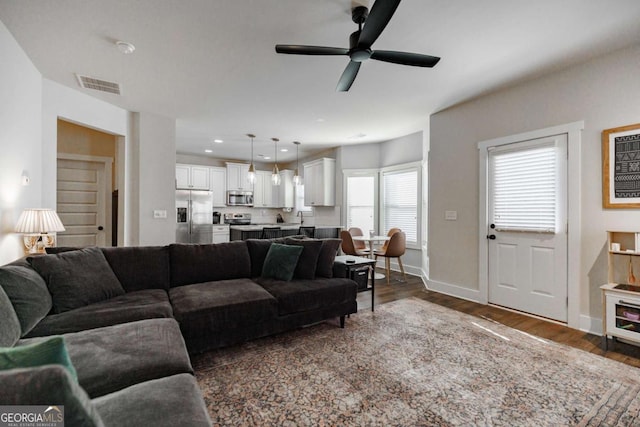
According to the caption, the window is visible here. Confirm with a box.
[489,142,560,233]
[381,167,419,244]
[345,174,376,233]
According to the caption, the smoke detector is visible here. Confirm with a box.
[116,41,135,54]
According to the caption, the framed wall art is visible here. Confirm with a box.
[603,123,640,208]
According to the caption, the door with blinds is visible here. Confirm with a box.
[487,134,568,322]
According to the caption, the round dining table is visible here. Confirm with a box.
[352,235,391,280]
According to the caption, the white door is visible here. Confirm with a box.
[487,135,568,322]
[56,156,112,247]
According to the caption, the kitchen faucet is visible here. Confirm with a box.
[298,211,304,224]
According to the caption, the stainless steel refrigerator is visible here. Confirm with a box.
[176,190,213,243]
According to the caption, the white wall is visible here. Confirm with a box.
[0,20,42,264]
[131,112,176,245]
[338,132,425,276]
[429,43,640,324]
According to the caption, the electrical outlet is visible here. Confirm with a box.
[445,210,457,221]
[153,210,167,219]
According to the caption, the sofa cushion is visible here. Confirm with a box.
[3,336,77,380]
[0,365,104,427]
[93,373,211,427]
[256,277,358,316]
[0,264,52,336]
[316,238,342,278]
[20,318,193,399]
[261,243,304,281]
[24,289,173,337]
[170,279,278,338]
[0,285,21,347]
[169,242,251,287]
[284,238,323,279]
[101,246,171,292]
[28,247,125,313]
[246,239,273,277]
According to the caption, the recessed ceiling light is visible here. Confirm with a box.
[204,149,213,153]
[280,148,288,152]
[316,118,325,122]
[115,41,135,55]
[348,133,367,139]
[263,156,271,160]
[214,139,223,143]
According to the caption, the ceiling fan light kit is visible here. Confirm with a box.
[275,0,440,91]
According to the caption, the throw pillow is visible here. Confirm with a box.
[316,238,342,278]
[0,365,103,427]
[284,238,323,280]
[0,336,77,381]
[246,239,274,277]
[0,286,21,347]
[0,265,52,336]
[261,243,304,281]
[28,247,125,314]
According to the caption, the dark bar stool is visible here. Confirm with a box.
[261,227,282,239]
[298,226,316,238]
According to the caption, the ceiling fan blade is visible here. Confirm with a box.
[358,0,401,48]
[336,61,361,92]
[275,45,349,55]
[371,50,440,67]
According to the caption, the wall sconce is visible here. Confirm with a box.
[15,209,66,254]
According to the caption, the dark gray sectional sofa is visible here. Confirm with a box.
[0,237,356,427]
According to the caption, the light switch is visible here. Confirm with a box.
[445,210,457,221]
[153,210,167,219]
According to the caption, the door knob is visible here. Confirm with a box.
[98,226,104,231]
[487,234,496,240]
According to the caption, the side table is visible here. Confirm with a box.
[333,255,377,311]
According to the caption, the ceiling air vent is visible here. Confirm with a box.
[75,74,121,95]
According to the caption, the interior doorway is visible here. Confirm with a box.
[56,120,117,247]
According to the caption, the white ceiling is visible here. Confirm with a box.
[1,0,640,162]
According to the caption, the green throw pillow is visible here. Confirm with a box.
[261,243,304,281]
[0,336,77,381]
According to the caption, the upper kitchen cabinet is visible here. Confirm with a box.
[253,170,275,208]
[176,164,210,190]
[210,166,227,207]
[278,170,294,208]
[226,162,252,191]
[303,158,335,206]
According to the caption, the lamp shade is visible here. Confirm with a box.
[15,209,65,233]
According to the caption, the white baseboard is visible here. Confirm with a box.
[425,279,482,304]
[580,315,603,336]
[376,260,423,278]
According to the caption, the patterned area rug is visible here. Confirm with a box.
[192,298,640,426]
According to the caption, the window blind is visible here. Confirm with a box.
[382,169,418,243]
[490,144,558,233]
[346,176,375,232]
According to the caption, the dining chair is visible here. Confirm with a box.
[348,227,369,252]
[379,227,402,252]
[340,230,369,257]
[298,226,316,238]
[261,227,282,239]
[374,231,406,285]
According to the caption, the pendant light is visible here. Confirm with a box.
[292,141,302,185]
[271,137,281,186]
[246,133,256,184]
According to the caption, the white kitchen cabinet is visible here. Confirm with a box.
[278,169,294,208]
[176,164,210,190]
[303,158,335,206]
[226,162,252,191]
[254,170,275,208]
[210,166,227,207]
[212,225,230,243]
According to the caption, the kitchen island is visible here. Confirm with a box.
[229,224,342,241]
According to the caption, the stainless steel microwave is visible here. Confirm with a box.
[226,190,254,206]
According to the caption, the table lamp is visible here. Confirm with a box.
[15,208,66,254]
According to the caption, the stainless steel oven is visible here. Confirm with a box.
[226,190,254,206]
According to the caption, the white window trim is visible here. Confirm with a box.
[380,161,422,250]
[343,162,422,250]
[477,121,583,330]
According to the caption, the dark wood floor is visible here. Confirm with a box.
[358,269,640,368]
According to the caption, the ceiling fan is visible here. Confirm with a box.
[275,0,440,92]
